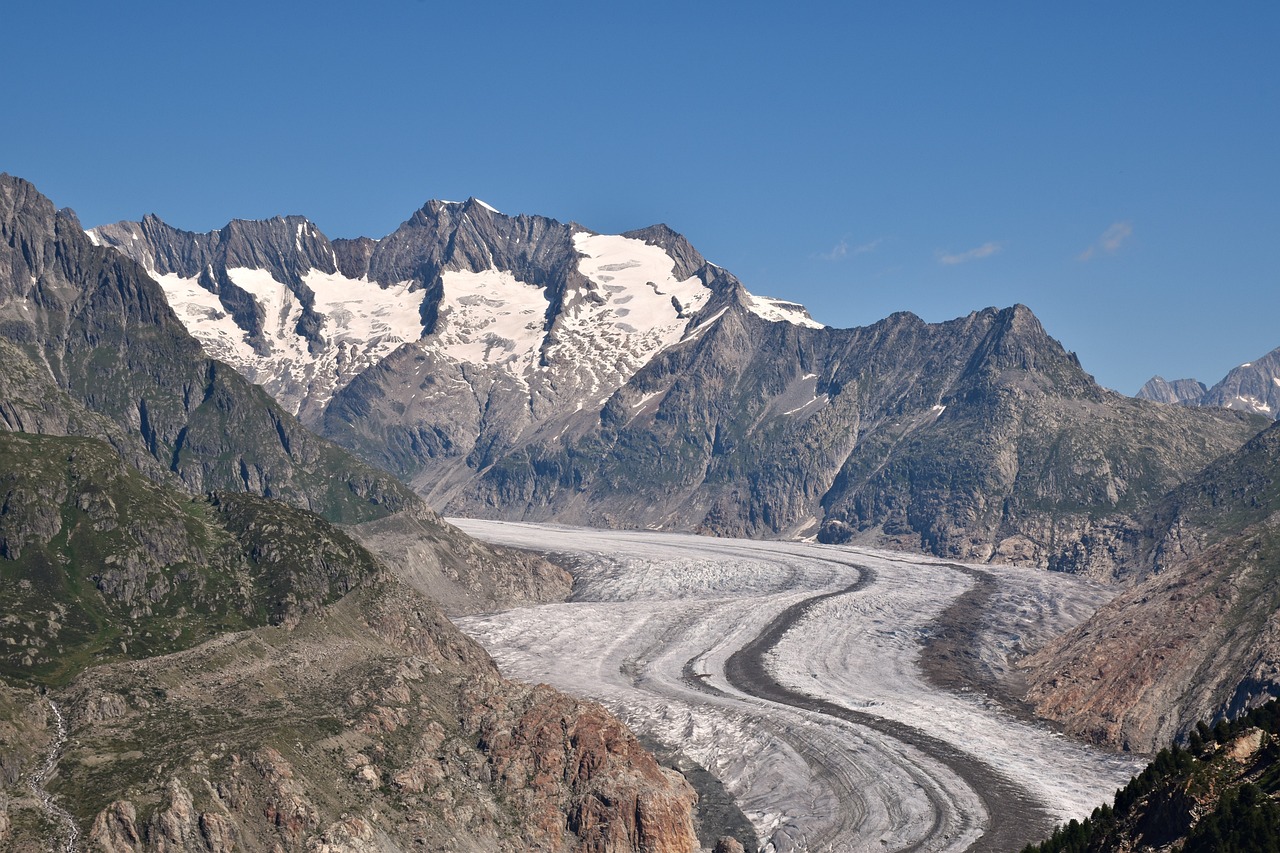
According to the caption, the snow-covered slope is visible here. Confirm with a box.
[147,265,424,416]
[89,205,790,427]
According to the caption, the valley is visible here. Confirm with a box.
[452,520,1143,852]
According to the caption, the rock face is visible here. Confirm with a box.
[94,197,1264,568]
[1023,419,1280,751]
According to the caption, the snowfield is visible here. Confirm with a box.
[451,521,1142,853]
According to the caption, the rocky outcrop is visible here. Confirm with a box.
[48,573,697,853]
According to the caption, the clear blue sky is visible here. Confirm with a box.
[4,2,1276,393]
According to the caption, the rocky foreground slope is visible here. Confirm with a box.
[0,450,697,850]
[1023,701,1280,852]
[94,199,1266,569]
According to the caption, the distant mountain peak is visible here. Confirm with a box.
[1140,347,1280,419]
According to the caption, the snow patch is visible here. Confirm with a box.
[538,233,712,396]
[429,269,547,378]
[744,294,826,329]
[474,198,501,214]
[84,228,101,247]
[782,395,828,416]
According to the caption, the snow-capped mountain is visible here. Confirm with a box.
[93,198,1263,568]
[1199,347,1280,418]
[91,200,818,428]
[1135,347,1280,419]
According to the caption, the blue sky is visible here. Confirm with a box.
[4,2,1276,393]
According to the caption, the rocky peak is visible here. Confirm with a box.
[621,223,708,281]
[93,212,340,288]
[1200,345,1280,419]
[957,304,1100,399]
[1136,375,1208,405]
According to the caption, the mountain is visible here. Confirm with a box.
[0,174,414,524]
[1135,376,1207,406]
[94,202,1266,569]
[1200,346,1280,419]
[0,174,568,612]
[1137,346,1280,419]
[1022,418,1280,751]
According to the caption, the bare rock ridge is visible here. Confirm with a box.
[1135,375,1208,406]
[94,195,1264,571]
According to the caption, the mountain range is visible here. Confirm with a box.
[92,199,1265,572]
[1138,346,1280,419]
[7,169,1280,845]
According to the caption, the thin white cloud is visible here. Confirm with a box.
[938,241,1003,266]
[819,239,849,261]
[817,236,884,262]
[1078,221,1133,261]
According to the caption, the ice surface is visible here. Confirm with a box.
[452,521,1141,853]
[430,269,548,376]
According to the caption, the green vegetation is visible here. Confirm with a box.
[1023,701,1280,853]
[0,432,381,686]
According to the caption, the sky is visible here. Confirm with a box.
[3,2,1276,393]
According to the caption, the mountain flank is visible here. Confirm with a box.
[1023,418,1280,752]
